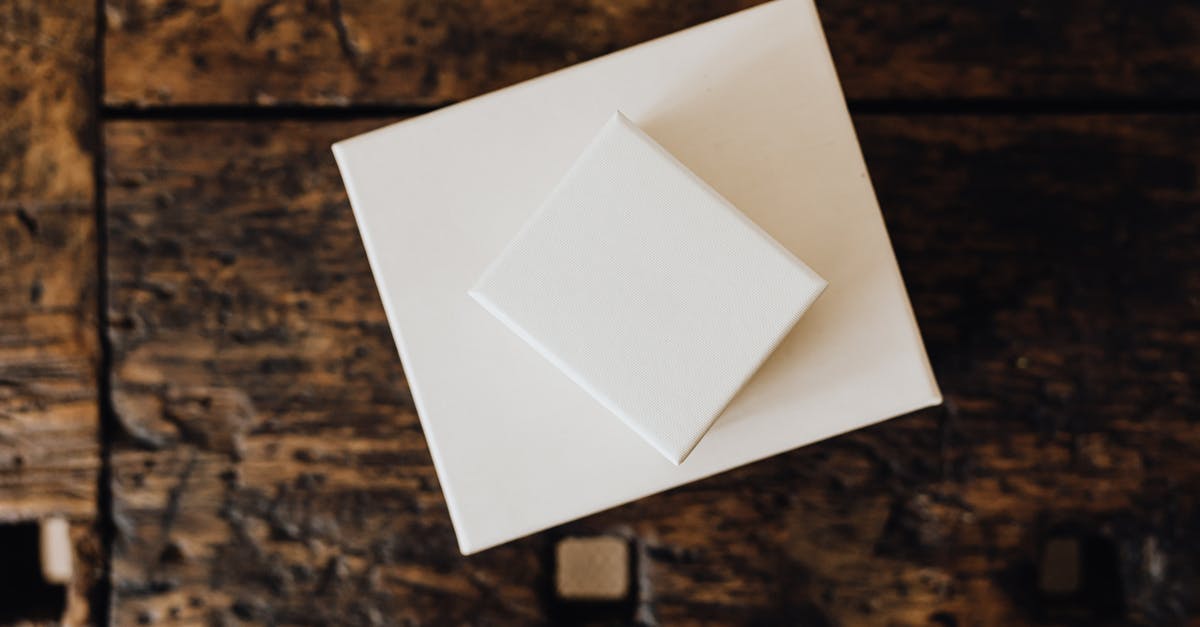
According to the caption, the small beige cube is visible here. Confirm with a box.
[39,516,73,585]
[554,536,630,601]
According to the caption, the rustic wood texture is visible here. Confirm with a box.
[0,1,102,624]
[102,0,1200,108]
[105,115,1200,626]
[0,1,1190,624]
[0,208,103,626]
[0,0,99,518]
[0,208,98,520]
[102,0,761,107]
[105,119,546,626]
[1,1,95,206]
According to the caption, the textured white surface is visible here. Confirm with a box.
[471,112,826,464]
[333,0,941,554]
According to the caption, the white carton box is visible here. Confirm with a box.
[470,112,827,465]
[334,0,941,554]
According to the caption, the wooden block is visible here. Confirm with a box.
[40,517,74,585]
[555,537,630,601]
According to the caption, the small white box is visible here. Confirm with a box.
[470,112,826,464]
[333,0,941,554]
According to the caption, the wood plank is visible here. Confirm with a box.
[1,1,94,206]
[102,1,1200,108]
[106,115,1200,625]
[0,209,97,519]
[104,119,547,625]
[0,1,100,624]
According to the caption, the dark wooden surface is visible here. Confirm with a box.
[0,1,101,624]
[102,1,1200,107]
[102,115,1200,627]
[1,1,1199,625]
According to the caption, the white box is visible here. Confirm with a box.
[470,112,826,464]
[333,0,941,554]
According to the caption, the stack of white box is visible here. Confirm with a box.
[334,0,940,555]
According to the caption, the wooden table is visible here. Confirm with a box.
[3,1,1199,624]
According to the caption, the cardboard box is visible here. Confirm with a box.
[470,111,826,465]
[334,0,941,554]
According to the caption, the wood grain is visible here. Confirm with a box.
[102,0,763,107]
[1,1,95,206]
[102,0,1200,108]
[0,208,98,520]
[105,115,1200,625]
[105,119,546,625]
[0,1,101,624]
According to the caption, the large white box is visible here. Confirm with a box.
[334,0,941,554]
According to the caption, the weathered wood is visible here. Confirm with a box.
[826,3,1200,102]
[1,1,95,206]
[0,209,98,519]
[0,1,101,625]
[102,0,1200,108]
[106,115,1200,625]
[0,208,102,626]
[105,119,547,625]
[100,0,757,108]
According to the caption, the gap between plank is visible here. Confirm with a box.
[92,0,116,623]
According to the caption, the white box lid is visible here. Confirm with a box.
[470,112,826,464]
